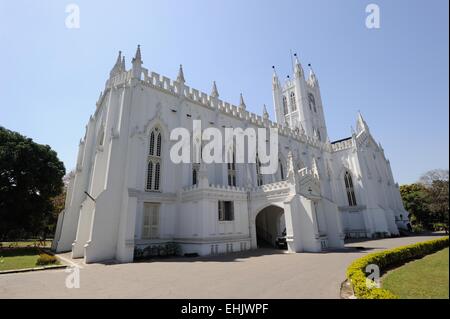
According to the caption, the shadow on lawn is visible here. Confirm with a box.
[0,247,40,258]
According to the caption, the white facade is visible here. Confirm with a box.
[52,46,410,263]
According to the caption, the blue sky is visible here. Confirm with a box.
[0,0,448,184]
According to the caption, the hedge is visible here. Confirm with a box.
[346,236,449,299]
[36,253,58,266]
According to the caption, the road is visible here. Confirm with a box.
[0,234,444,298]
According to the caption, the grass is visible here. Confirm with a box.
[0,247,42,271]
[382,248,449,299]
[0,245,59,271]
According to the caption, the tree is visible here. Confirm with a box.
[427,180,449,227]
[47,171,73,235]
[419,169,449,187]
[400,183,431,228]
[0,127,65,240]
[400,169,450,231]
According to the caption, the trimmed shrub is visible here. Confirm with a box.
[346,237,449,299]
[412,223,425,233]
[36,253,58,266]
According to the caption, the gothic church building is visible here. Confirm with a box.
[53,46,410,263]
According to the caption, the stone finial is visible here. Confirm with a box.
[131,45,143,79]
[116,51,122,64]
[177,64,185,83]
[121,56,126,71]
[239,93,246,109]
[286,151,296,182]
[262,104,269,120]
[96,91,103,106]
[287,151,294,172]
[211,81,219,98]
[133,45,142,63]
[308,63,317,86]
[294,53,303,77]
[356,111,369,134]
[110,50,123,77]
[198,161,209,188]
[272,66,280,88]
[312,157,320,179]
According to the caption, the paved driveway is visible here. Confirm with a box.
[0,235,445,299]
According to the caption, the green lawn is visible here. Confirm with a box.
[382,248,449,299]
[0,248,42,271]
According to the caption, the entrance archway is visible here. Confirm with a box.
[255,205,285,248]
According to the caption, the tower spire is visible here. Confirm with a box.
[239,93,246,109]
[262,104,269,120]
[177,64,185,83]
[110,50,123,77]
[121,55,126,71]
[211,81,219,98]
[308,63,318,86]
[294,53,304,78]
[133,45,142,63]
[272,66,280,88]
[131,45,143,79]
[356,111,370,134]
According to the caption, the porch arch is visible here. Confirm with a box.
[255,205,285,248]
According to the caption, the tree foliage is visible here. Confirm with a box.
[419,169,449,187]
[0,127,65,240]
[400,169,449,230]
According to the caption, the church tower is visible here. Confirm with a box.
[272,54,328,142]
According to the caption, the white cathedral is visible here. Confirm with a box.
[53,46,411,263]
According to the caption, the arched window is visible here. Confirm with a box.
[279,159,285,180]
[146,162,153,190]
[156,133,162,157]
[146,127,162,191]
[282,96,288,114]
[256,154,263,186]
[154,162,160,191]
[308,93,316,112]
[227,150,236,186]
[344,171,357,206]
[290,92,296,111]
[149,131,155,155]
